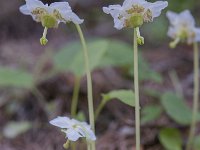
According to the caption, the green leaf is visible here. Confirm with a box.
[97,39,162,83]
[54,38,161,83]
[3,121,32,139]
[54,40,108,76]
[102,90,135,107]
[0,67,34,89]
[159,128,182,150]
[98,40,133,67]
[194,135,200,150]
[141,105,162,124]
[161,92,200,125]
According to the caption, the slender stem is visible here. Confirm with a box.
[133,28,140,150]
[71,76,81,117]
[94,98,107,121]
[75,24,95,150]
[87,142,91,150]
[71,142,76,150]
[186,42,199,150]
[43,27,48,38]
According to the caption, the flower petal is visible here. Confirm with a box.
[103,5,125,30]
[103,5,122,16]
[114,18,124,30]
[123,0,146,9]
[49,2,71,18]
[49,116,73,128]
[19,4,31,15]
[26,0,47,12]
[86,129,96,141]
[179,10,195,27]
[50,2,71,11]
[148,1,168,18]
[82,125,96,141]
[65,128,82,141]
[167,26,177,39]
[49,2,84,24]
[64,12,84,24]
[72,120,96,141]
[166,11,178,26]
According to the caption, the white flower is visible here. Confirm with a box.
[19,0,84,45]
[103,0,168,30]
[50,116,96,142]
[166,10,200,47]
[19,0,83,27]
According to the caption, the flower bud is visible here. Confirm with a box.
[41,15,57,28]
[130,13,143,28]
[169,42,176,48]
[137,36,144,45]
[63,140,70,149]
[40,37,48,46]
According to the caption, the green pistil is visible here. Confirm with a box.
[41,14,58,28]
[128,13,143,28]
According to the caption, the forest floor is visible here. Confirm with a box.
[0,35,198,150]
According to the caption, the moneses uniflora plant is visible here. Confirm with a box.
[50,116,96,149]
[19,0,83,45]
[103,0,168,150]
[167,10,200,150]
[20,0,96,150]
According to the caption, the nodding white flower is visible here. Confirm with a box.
[19,0,83,45]
[166,10,200,47]
[50,116,96,142]
[20,0,83,27]
[103,0,168,30]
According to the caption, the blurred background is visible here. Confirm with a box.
[0,0,200,150]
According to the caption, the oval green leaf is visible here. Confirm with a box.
[102,89,135,107]
[161,92,200,125]
[0,67,33,89]
[159,128,182,150]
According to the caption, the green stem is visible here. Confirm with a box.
[186,42,199,150]
[94,98,107,121]
[71,76,81,117]
[133,28,140,150]
[75,24,95,150]
[71,142,76,150]
[87,142,91,150]
[43,27,48,39]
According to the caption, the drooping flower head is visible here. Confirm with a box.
[166,10,200,48]
[103,0,167,45]
[19,0,83,45]
[103,0,168,30]
[50,116,96,143]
